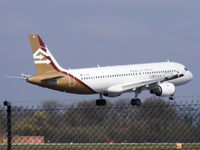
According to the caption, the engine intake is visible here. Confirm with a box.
[150,82,175,96]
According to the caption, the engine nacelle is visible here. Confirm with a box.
[150,82,176,96]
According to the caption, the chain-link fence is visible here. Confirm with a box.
[0,97,200,149]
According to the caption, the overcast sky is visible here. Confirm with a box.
[0,0,200,105]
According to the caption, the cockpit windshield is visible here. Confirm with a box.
[184,67,189,71]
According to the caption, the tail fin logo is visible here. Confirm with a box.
[33,47,51,64]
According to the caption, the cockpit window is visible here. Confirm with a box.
[184,67,189,71]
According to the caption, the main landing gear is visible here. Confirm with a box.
[131,90,142,107]
[169,95,175,100]
[96,92,142,107]
[131,98,141,106]
[96,94,106,106]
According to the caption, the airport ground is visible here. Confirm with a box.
[0,143,200,150]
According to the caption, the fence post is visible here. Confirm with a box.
[3,101,12,150]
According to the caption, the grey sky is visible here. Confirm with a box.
[0,0,199,105]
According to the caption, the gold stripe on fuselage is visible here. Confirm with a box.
[27,72,95,94]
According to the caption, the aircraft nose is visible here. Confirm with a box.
[186,71,193,81]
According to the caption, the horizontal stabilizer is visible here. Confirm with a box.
[5,73,31,80]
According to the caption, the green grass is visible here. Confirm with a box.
[0,144,199,150]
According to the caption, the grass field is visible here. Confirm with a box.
[0,144,200,150]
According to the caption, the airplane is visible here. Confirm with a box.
[22,34,193,106]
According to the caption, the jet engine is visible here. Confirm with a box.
[150,82,175,96]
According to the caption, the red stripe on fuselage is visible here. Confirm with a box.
[48,57,96,93]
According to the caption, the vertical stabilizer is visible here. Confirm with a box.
[29,34,64,74]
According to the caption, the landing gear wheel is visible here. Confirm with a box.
[96,99,106,106]
[135,98,141,106]
[131,98,141,106]
[169,95,175,100]
[131,99,135,106]
[96,94,106,106]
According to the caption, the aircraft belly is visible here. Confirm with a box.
[169,77,189,86]
[85,80,111,93]
[87,78,129,93]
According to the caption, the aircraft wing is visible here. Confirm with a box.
[107,73,184,93]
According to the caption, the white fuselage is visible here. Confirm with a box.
[68,62,193,94]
